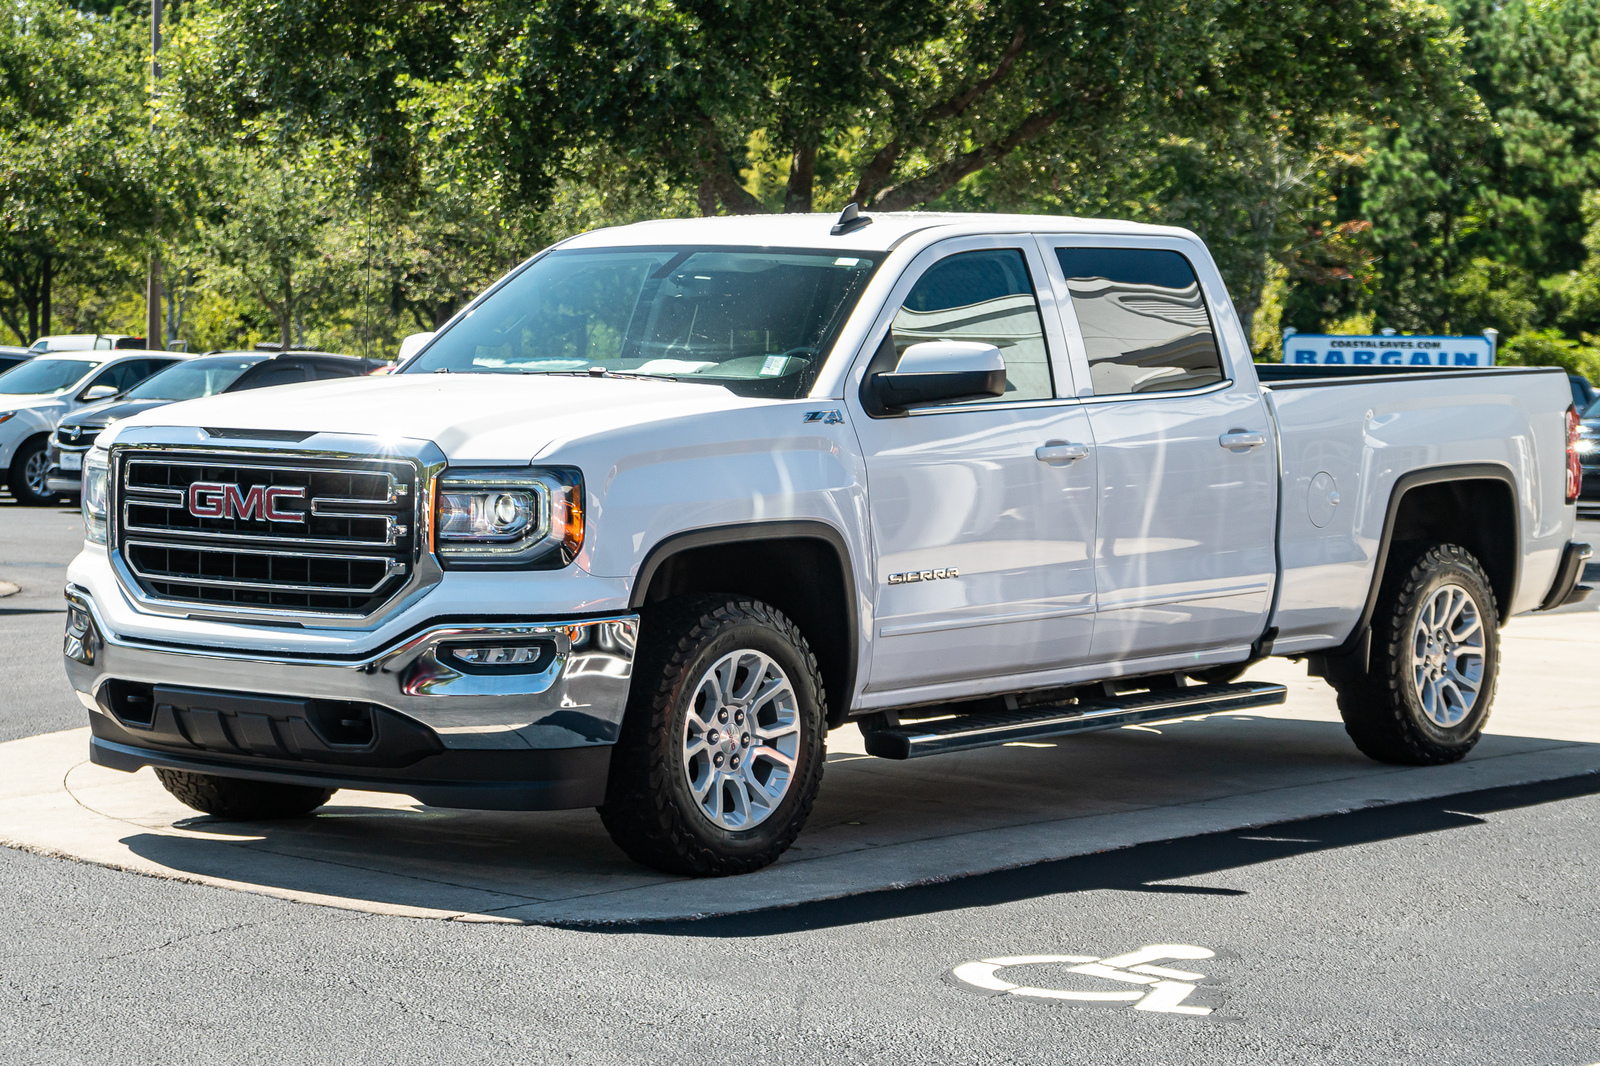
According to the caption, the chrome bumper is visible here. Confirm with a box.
[63,585,638,751]
[46,468,80,494]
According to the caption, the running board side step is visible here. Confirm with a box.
[859,681,1288,760]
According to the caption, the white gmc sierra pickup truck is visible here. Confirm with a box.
[63,209,1590,876]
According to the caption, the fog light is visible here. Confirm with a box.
[447,644,553,669]
[64,604,94,665]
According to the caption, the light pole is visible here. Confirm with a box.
[143,0,163,351]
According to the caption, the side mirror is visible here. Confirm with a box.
[396,331,435,363]
[78,385,119,402]
[868,341,1007,413]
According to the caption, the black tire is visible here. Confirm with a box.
[7,436,52,506]
[154,768,335,819]
[1332,543,1500,765]
[1187,662,1250,685]
[599,595,827,876]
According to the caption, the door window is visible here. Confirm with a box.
[88,359,166,393]
[1055,248,1224,396]
[239,363,308,388]
[890,249,1052,403]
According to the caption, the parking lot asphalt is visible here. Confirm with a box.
[4,498,1600,1064]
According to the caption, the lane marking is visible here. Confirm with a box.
[952,944,1217,1015]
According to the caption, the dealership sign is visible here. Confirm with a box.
[1281,333,1495,367]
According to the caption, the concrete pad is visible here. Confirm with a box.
[2,611,1597,924]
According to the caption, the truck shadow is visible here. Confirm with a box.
[106,716,1600,927]
[622,771,1600,937]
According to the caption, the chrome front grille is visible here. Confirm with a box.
[113,450,422,616]
[56,425,95,449]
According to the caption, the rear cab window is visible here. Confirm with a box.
[1051,247,1225,396]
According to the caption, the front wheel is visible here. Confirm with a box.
[154,768,335,819]
[8,437,52,506]
[599,596,827,876]
[1332,543,1500,765]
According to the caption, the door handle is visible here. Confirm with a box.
[1219,430,1267,451]
[1036,440,1090,465]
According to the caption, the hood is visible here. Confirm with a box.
[61,398,169,429]
[0,391,71,413]
[113,373,775,462]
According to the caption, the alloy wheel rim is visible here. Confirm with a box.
[1409,582,1486,727]
[681,648,801,831]
[23,450,47,496]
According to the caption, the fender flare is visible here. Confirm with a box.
[630,520,860,722]
[1330,462,1519,664]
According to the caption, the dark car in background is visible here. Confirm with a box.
[0,346,30,376]
[45,350,381,495]
[1576,394,1600,519]
[1571,373,1597,413]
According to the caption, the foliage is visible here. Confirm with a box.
[0,0,151,343]
[10,0,1600,372]
[1499,328,1600,379]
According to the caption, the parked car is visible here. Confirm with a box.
[64,210,1585,877]
[1575,396,1600,518]
[0,346,31,376]
[45,350,381,496]
[1571,374,1597,412]
[0,351,185,505]
[27,334,151,354]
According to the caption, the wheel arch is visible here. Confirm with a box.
[630,521,859,726]
[4,429,51,487]
[1340,463,1519,659]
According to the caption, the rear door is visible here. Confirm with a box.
[846,236,1100,695]
[1036,238,1276,663]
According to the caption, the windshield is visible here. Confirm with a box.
[125,356,258,400]
[0,358,100,395]
[403,246,884,398]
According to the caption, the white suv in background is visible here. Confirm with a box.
[0,351,184,505]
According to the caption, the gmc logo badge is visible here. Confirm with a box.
[187,482,306,523]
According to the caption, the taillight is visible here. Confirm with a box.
[1566,403,1582,504]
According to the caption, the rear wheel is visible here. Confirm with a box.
[154,769,335,819]
[1332,543,1499,765]
[599,595,826,876]
[8,437,51,506]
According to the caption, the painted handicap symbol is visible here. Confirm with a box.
[951,944,1216,1015]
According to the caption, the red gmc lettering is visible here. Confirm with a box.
[263,486,306,522]
[224,484,265,520]
[187,482,227,518]
[186,482,306,522]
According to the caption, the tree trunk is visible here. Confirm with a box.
[784,143,816,213]
[40,254,51,340]
[24,271,38,343]
[279,268,293,350]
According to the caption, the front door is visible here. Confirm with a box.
[1038,240,1276,664]
[847,239,1100,696]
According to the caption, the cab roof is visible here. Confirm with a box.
[558,210,1197,254]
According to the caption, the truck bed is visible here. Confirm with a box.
[1260,363,1572,655]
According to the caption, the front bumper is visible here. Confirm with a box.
[45,440,86,494]
[63,586,639,810]
[45,467,81,494]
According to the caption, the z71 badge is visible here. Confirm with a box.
[887,567,959,585]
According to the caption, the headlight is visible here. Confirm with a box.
[433,468,583,568]
[0,411,14,424]
[82,448,109,545]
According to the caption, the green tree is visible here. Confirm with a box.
[0,0,151,343]
[199,144,346,350]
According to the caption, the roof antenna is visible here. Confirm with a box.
[830,202,873,236]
